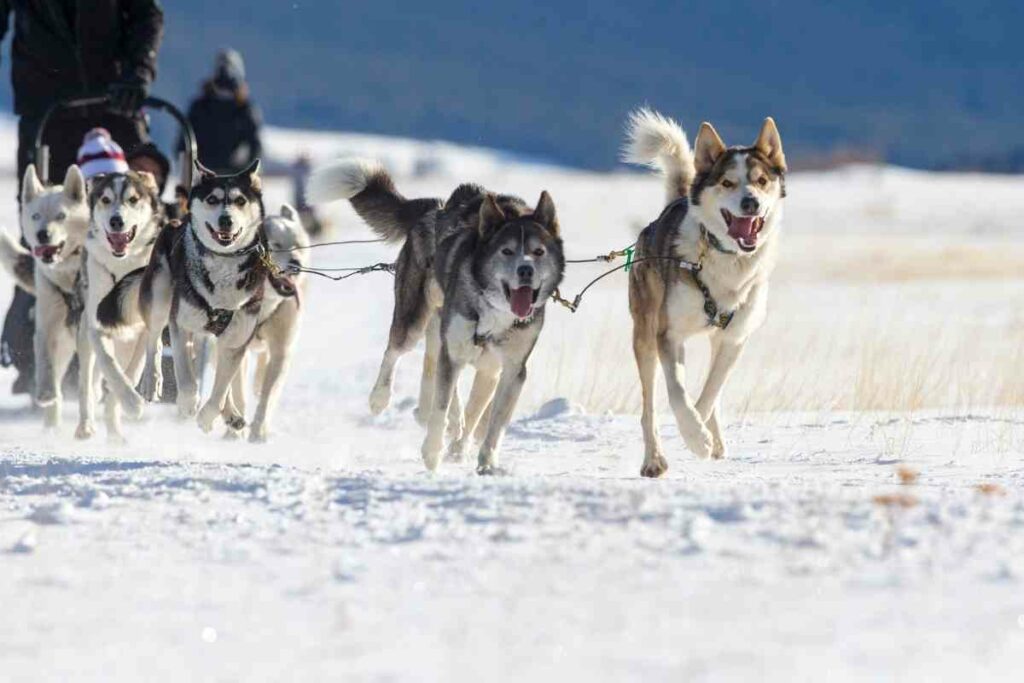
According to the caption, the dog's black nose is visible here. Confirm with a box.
[109,215,124,231]
[740,196,760,215]
[36,230,50,244]
[218,214,233,230]
[517,264,534,281]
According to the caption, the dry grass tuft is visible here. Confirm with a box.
[975,483,1007,497]
[896,467,919,485]
[872,493,919,509]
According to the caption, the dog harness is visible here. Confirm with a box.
[655,199,736,330]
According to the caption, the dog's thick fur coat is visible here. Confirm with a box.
[624,108,787,477]
[310,159,565,473]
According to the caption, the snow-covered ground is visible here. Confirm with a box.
[2,119,1024,681]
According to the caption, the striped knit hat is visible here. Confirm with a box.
[76,128,129,179]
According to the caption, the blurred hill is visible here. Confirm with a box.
[0,0,1021,171]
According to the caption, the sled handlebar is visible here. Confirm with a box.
[32,95,198,188]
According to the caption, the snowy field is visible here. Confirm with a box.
[2,118,1024,680]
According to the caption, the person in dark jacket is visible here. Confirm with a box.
[0,0,164,394]
[182,49,263,174]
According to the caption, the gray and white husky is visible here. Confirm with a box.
[623,108,787,477]
[77,171,166,441]
[0,165,89,430]
[310,160,565,473]
[139,160,268,433]
[226,204,309,442]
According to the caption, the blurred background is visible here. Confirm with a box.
[2,0,1021,172]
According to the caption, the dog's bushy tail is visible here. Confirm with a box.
[308,158,440,243]
[0,229,35,293]
[622,108,695,204]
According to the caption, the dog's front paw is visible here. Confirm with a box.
[177,393,199,420]
[122,390,146,420]
[74,421,95,441]
[248,422,268,443]
[640,452,669,478]
[684,427,715,460]
[139,370,163,402]
[36,387,57,407]
[196,403,219,433]
[711,437,728,460]
[368,384,391,415]
[445,438,468,463]
[421,442,442,472]
[222,411,246,433]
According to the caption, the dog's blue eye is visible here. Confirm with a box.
[501,248,515,256]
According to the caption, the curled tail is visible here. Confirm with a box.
[622,108,696,204]
[0,229,35,293]
[308,158,440,243]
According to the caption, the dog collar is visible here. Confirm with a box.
[699,225,737,255]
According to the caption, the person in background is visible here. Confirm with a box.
[0,0,164,395]
[182,49,263,174]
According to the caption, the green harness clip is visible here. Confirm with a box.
[624,246,635,272]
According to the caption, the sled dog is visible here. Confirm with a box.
[310,160,564,473]
[0,165,89,430]
[227,204,309,442]
[77,171,165,441]
[623,108,787,476]
[139,160,268,433]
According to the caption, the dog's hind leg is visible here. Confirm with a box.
[631,280,670,477]
[414,313,441,426]
[448,351,500,462]
[75,324,96,440]
[371,265,434,417]
[695,336,744,460]
[658,334,713,460]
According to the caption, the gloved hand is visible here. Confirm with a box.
[107,77,149,115]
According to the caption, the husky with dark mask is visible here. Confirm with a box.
[310,159,565,473]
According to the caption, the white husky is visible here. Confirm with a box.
[0,165,90,430]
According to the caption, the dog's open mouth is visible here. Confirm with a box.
[205,221,238,247]
[32,242,64,264]
[503,282,539,319]
[105,226,137,258]
[721,209,765,253]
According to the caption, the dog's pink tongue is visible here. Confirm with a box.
[509,286,534,318]
[728,216,758,241]
[109,232,130,252]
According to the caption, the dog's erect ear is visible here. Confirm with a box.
[21,164,44,205]
[280,203,298,222]
[135,170,160,196]
[478,194,506,237]
[533,191,559,237]
[192,159,216,187]
[754,117,786,172]
[694,122,727,174]
[243,158,262,193]
[62,165,86,204]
